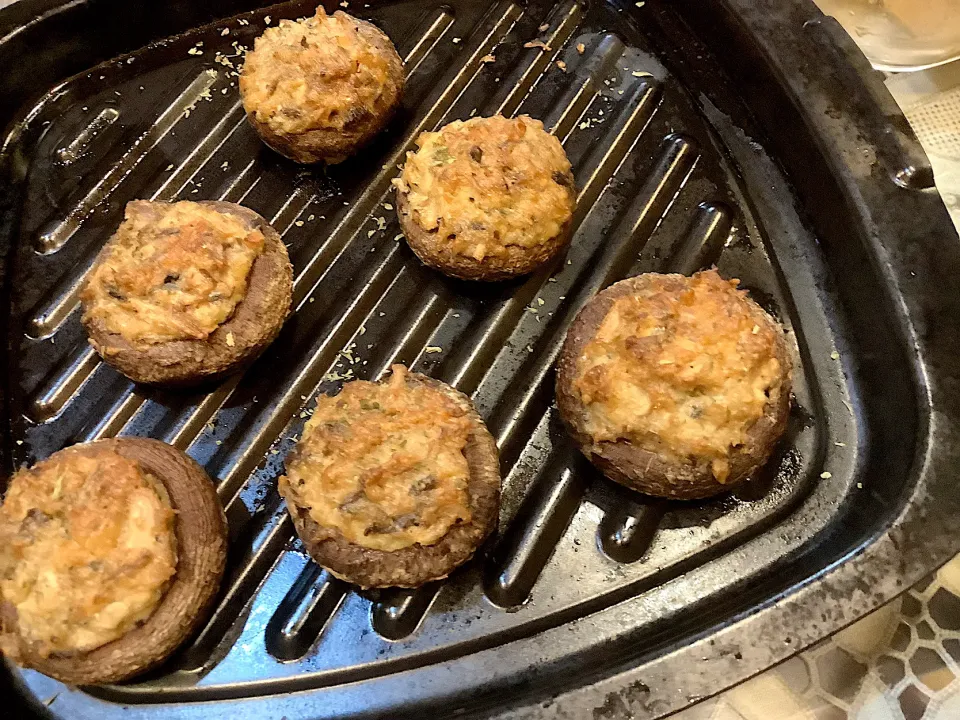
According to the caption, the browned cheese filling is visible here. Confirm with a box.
[0,447,177,658]
[240,7,400,136]
[81,201,265,346]
[281,366,473,552]
[573,270,787,482]
[394,115,575,260]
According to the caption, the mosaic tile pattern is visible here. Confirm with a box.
[670,555,960,720]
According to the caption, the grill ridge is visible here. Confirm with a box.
[24,4,478,422]
[370,580,444,641]
[97,9,681,661]
[377,130,702,629]
[55,107,121,164]
[32,70,220,258]
[598,498,667,564]
[219,77,672,651]
[485,447,588,607]
[7,0,839,704]
[88,1,523,451]
[165,19,672,657]
[264,567,349,662]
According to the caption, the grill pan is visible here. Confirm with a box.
[2,0,960,718]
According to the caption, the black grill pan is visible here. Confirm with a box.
[2,0,959,718]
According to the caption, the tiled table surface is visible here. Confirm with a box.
[669,557,960,720]
[668,59,960,720]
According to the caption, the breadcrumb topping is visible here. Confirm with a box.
[81,201,264,346]
[240,7,402,137]
[281,366,472,551]
[0,446,176,658]
[394,115,575,261]
[573,270,788,481]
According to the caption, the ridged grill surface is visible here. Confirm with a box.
[5,0,849,705]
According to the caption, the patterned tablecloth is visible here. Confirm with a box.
[669,56,960,720]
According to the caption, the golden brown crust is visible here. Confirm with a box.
[397,190,573,281]
[556,272,792,500]
[0,446,177,659]
[81,201,266,345]
[82,201,293,386]
[0,438,227,685]
[281,372,500,588]
[283,367,474,551]
[240,9,404,164]
[394,115,576,281]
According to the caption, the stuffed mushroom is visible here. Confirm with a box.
[0,438,227,685]
[280,365,500,588]
[240,7,404,164]
[556,270,792,500]
[394,114,576,281]
[81,200,293,386]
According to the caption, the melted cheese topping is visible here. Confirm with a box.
[573,270,787,482]
[240,7,402,136]
[0,447,177,658]
[394,115,575,260]
[280,366,473,552]
[81,201,265,346]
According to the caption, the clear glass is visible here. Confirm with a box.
[815,0,960,70]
